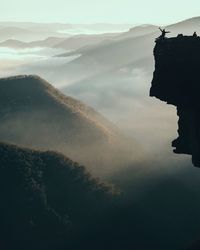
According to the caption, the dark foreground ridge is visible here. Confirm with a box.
[150,34,200,167]
[0,142,116,250]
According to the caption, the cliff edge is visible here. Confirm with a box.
[150,34,200,167]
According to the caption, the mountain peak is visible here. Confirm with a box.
[0,75,138,176]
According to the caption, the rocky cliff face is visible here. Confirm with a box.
[150,35,200,167]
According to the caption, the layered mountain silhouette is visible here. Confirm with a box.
[59,17,200,86]
[54,33,118,51]
[0,22,132,43]
[0,142,115,250]
[0,37,65,49]
[54,24,159,58]
[0,34,118,51]
[0,27,33,41]
[0,75,139,176]
[0,26,66,42]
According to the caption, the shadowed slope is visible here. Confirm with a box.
[0,75,139,176]
[0,142,115,250]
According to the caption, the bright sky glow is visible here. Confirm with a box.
[0,0,199,24]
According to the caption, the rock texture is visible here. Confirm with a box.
[150,35,200,167]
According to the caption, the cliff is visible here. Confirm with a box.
[150,35,200,167]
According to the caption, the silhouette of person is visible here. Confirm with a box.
[193,32,197,37]
[159,27,170,38]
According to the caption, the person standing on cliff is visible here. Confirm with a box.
[193,32,198,37]
[159,27,170,38]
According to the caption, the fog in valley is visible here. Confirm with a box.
[1,17,200,249]
[0,18,198,184]
[0,19,196,161]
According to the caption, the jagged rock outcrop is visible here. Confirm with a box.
[150,35,200,167]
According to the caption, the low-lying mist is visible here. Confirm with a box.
[0,24,195,181]
[1,19,200,249]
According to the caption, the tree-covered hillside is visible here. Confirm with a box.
[0,142,116,250]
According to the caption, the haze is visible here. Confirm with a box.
[1,11,200,249]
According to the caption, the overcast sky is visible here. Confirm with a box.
[1,0,200,24]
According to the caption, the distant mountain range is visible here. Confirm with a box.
[0,33,118,50]
[0,24,158,50]
[60,17,200,84]
[0,22,133,42]
[0,26,67,42]
[0,37,65,49]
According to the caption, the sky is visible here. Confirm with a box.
[0,0,200,24]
